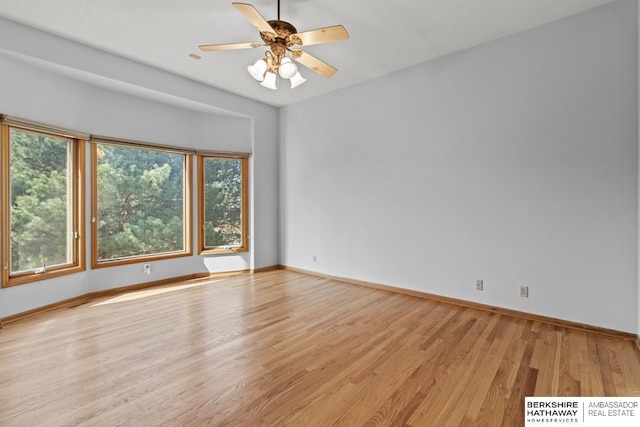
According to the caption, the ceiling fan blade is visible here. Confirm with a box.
[232,2,276,36]
[291,50,337,78]
[291,25,349,46]
[199,42,263,51]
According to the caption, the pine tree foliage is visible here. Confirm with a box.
[96,144,185,261]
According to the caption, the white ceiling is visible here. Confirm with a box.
[0,0,621,107]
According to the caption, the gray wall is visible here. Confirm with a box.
[280,0,639,333]
[0,18,279,318]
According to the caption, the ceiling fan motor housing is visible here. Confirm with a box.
[262,20,302,46]
[261,20,300,66]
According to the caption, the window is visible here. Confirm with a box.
[198,155,248,254]
[1,125,85,287]
[91,141,192,267]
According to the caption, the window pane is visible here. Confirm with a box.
[96,144,186,261]
[9,129,73,273]
[203,158,243,248]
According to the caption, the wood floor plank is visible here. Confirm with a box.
[407,313,501,426]
[0,270,639,426]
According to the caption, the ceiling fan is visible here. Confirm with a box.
[198,1,349,89]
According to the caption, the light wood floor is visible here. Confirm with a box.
[1,270,639,426]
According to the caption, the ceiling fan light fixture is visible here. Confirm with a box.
[247,58,268,81]
[289,71,306,88]
[200,2,349,91]
[260,71,278,90]
[278,57,298,79]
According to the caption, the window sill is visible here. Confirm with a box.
[199,247,248,256]
[2,265,85,288]
[92,250,192,269]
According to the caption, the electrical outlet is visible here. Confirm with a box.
[520,286,528,298]
[144,264,151,275]
[476,279,483,291]
[312,255,317,263]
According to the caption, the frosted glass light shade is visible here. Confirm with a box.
[247,59,267,81]
[278,57,298,79]
[260,71,278,90]
[289,71,306,88]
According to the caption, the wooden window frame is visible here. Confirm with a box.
[197,155,249,255]
[1,124,86,287]
[90,141,193,268]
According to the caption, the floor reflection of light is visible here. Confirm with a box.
[91,280,222,306]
